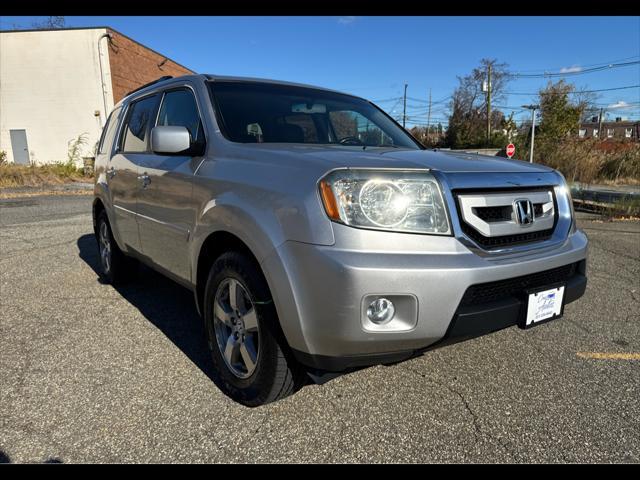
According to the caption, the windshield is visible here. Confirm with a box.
[208,81,421,149]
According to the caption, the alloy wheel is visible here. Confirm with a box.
[212,278,260,379]
[99,221,112,274]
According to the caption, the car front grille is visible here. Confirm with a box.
[461,224,555,249]
[454,187,557,249]
[459,262,579,307]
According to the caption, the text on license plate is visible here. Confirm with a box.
[525,286,565,326]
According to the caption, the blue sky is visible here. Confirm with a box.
[3,16,639,125]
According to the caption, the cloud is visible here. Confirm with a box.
[560,65,582,73]
[607,100,630,109]
[337,16,357,25]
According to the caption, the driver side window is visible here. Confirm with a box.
[330,110,392,146]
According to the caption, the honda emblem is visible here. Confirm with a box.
[514,199,534,226]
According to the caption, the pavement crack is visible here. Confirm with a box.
[565,317,592,334]
[400,363,518,461]
[253,411,269,435]
[591,242,640,263]
[324,395,347,463]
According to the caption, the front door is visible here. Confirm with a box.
[137,88,205,282]
[9,130,30,165]
[109,93,161,253]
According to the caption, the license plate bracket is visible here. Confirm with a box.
[519,282,566,329]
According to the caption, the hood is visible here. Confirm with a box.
[236,144,554,174]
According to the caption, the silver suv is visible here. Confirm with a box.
[93,74,588,406]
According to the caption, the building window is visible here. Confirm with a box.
[593,129,599,138]
[579,129,586,138]
[626,128,633,138]
[607,128,614,138]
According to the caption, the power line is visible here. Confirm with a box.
[508,55,640,74]
[507,60,640,78]
[372,97,403,103]
[504,84,640,96]
[406,95,451,105]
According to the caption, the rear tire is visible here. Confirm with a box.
[203,251,304,407]
[95,210,135,285]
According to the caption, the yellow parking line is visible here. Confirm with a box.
[576,352,640,360]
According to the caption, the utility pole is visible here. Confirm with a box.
[522,104,540,163]
[403,83,408,129]
[486,63,492,143]
[598,108,605,138]
[426,88,432,144]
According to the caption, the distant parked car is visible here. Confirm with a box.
[93,74,588,406]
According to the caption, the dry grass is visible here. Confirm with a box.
[0,189,92,200]
[536,138,640,185]
[0,163,91,189]
[596,177,640,187]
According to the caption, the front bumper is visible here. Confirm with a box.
[261,226,588,372]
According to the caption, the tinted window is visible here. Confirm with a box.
[330,110,395,147]
[122,95,159,153]
[209,82,420,149]
[283,114,318,142]
[157,89,204,143]
[98,106,122,155]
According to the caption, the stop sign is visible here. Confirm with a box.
[506,143,515,158]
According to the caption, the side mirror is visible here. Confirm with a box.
[151,126,191,155]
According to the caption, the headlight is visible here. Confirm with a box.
[319,169,450,235]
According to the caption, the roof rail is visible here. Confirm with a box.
[125,75,173,97]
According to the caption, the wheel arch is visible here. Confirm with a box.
[92,197,106,236]
[195,230,268,318]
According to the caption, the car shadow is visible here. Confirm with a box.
[76,234,216,382]
[0,450,62,464]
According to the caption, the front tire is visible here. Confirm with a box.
[204,251,304,407]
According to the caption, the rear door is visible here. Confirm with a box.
[108,93,161,253]
[136,87,206,282]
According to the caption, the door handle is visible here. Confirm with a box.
[138,173,151,189]
[106,166,116,179]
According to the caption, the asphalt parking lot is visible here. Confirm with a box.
[1,194,639,463]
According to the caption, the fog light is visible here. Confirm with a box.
[367,298,396,324]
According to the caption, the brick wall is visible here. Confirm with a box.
[106,28,194,104]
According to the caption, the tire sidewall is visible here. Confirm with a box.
[203,252,282,406]
[96,211,116,284]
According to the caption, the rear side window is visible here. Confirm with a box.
[121,95,159,153]
[156,89,204,143]
[98,106,122,155]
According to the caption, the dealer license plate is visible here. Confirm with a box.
[524,286,565,328]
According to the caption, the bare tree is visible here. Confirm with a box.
[446,58,510,148]
[30,16,66,29]
[572,85,600,123]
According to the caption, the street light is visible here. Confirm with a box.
[522,104,540,163]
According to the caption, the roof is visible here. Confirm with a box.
[204,74,364,99]
[580,120,639,127]
[0,26,194,74]
[119,73,367,105]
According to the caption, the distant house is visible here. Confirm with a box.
[579,116,639,141]
[0,27,194,166]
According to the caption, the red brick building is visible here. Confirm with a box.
[579,117,639,141]
[105,27,194,104]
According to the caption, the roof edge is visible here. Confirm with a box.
[0,25,195,74]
